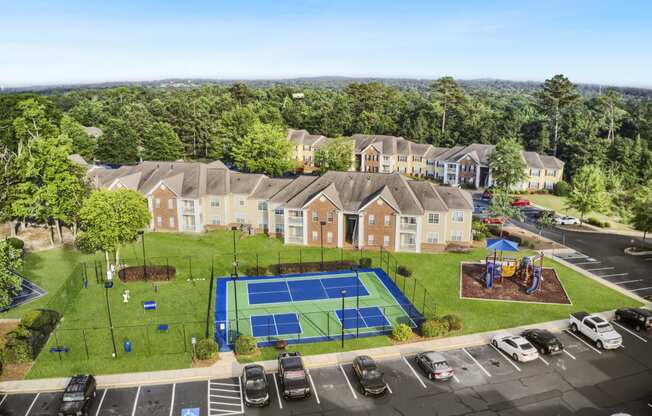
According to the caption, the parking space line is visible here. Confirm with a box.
[339,365,359,399]
[644,258,652,261]
[210,387,239,393]
[612,321,648,343]
[210,401,241,407]
[272,374,283,409]
[452,374,460,383]
[575,261,601,265]
[600,273,629,278]
[462,348,492,378]
[386,383,393,394]
[168,384,175,416]
[563,350,577,360]
[210,394,241,400]
[95,389,107,416]
[564,330,602,355]
[0,394,6,407]
[401,357,428,389]
[212,382,240,387]
[538,356,549,366]
[307,370,320,404]
[131,385,141,416]
[24,392,39,416]
[615,279,642,284]
[489,344,521,372]
[586,267,615,272]
[631,286,652,292]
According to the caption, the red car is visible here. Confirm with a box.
[481,217,505,224]
[511,198,531,207]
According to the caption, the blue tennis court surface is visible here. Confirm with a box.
[251,313,302,337]
[247,276,369,304]
[335,307,391,329]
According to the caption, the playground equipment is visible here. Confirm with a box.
[484,238,520,289]
[517,253,544,294]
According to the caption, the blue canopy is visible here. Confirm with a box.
[486,238,519,252]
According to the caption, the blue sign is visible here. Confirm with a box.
[143,300,157,310]
[181,408,200,416]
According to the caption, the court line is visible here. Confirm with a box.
[285,280,294,302]
[612,321,648,343]
[272,374,283,409]
[307,370,320,404]
[339,365,358,399]
[462,348,492,377]
[489,344,522,372]
[563,350,577,360]
[24,392,39,416]
[168,384,175,416]
[538,355,549,366]
[95,389,107,416]
[131,385,141,416]
[585,267,615,272]
[401,357,427,389]
[564,330,602,355]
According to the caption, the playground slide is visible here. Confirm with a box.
[526,267,541,294]
[485,270,493,289]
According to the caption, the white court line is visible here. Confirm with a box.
[631,286,652,292]
[0,394,6,407]
[538,355,549,366]
[612,321,648,343]
[168,384,175,416]
[462,348,492,378]
[272,374,283,409]
[339,365,358,398]
[95,389,107,416]
[307,370,320,404]
[586,267,615,272]
[131,385,141,416]
[489,344,521,372]
[615,279,642,284]
[563,350,577,360]
[24,392,39,416]
[402,357,427,389]
[600,273,629,278]
[564,330,602,354]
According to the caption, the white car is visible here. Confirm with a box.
[491,333,539,362]
[555,215,580,225]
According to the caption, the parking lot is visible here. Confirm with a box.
[3,322,652,415]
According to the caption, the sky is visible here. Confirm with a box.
[1,0,651,88]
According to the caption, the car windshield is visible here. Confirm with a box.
[519,342,534,350]
[245,378,266,390]
[363,369,382,380]
[596,324,614,333]
[62,392,85,402]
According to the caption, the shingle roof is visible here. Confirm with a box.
[230,172,265,195]
[407,181,448,212]
[269,176,319,204]
[287,129,329,148]
[250,178,294,200]
[433,186,474,210]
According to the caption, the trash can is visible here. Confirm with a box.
[123,340,132,353]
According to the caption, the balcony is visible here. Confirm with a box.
[287,236,304,244]
[399,243,417,252]
[288,216,304,226]
[400,222,417,233]
[182,207,195,215]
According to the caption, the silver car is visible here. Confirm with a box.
[415,352,454,381]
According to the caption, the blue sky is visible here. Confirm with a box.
[1,0,651,87]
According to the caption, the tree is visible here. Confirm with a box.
[489,188,523,236]
[488,137,527,190]
[536,74,579,156]
[211,106,259,160]
[76,189,151,268]
[141,122,184,161]
[596,89,627,143]
[59,115,96,161]
[314,137,353,174]
[95,118,139,164]
[536,210,555,236]
[12,99,58,156]
[566,165,608,223]
[229,121,293,176]
[0,240,23,309]
[631,182,652,241]
[430,77,465,139]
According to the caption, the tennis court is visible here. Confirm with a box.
[214,268,423,350]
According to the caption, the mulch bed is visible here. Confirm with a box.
[460,262,571,304]
[118,265,176,282]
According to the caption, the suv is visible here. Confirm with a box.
[242,364,270,407]
[615,307,652,332]
[277,352,311,400]
[352,355,388,396]
[58,375,96,416]
[521,329,564,355]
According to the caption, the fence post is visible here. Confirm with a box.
[327,311,330,340]
[182,324,187,353]
[379,246,383,269]
[166,258,170,280]
[189,257,193,280]
[145,326,151,356]
[299,248,302,273]
[54,330,62,361]
[422,291,426,314]
[256,254,259,276]
[82,329,90,360]
[277,253,281,275]
[412,279,417,304]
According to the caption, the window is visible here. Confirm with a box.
[327,232,333,243]
[156,216,162,226]
[530,168,541,177]
[275,223,284,233]
[413,156,422,162]
[168,199,173,209]
[236,215,246,224]
[312,231,318,241]
[183,200,193,210]
[368,214,375,225]
[383,235,390,246]
[427,159,435,166]
[367,234,375,245]
[275,208,284,215]
[327,211,334,224]
[303,144,310,151]
[452,211,464,223]
[383,155,390,161]
[238,198,245,207]
[398,155,408,162]
[401,216,417,225]
[529,181,540,189]
[211,216,221,225]
[384,215,390,226]
[169,217,175,227]
[210,198,220,207]
[258,201,267,211]
[428,213,440,224]
[427,232,439,244]
[451,230,463,241]
[312,211,318,222]
[547,169,557,177]
[155,198,161,209]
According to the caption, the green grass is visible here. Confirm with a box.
[1,230,641,378]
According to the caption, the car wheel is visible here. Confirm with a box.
[571,324,578,333]
[492,340,498,348]
[596,341,603,350]
[428,373,433,380]
[615,314,621,321]
[512,353,518,362]
[635,325,641,332]
[538,348,544,355]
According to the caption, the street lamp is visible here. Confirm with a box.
[319,221,326,271]
[231,226,240,336]
[340,289,347,348]
[137,230,147,280]
[353,266,360,338]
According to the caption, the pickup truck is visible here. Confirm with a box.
[277,352,311,400]
[569,312,622,350]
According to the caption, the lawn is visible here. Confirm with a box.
[2,229,641,378]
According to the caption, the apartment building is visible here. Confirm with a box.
[287,129,331,173]
[88,160,474,252]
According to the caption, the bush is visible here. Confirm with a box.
[391,323,413,342]
[397,265,412,278]
[441,314,463,331]
[235,335,257,355]
[6,237,24,251]
[21,309,60,332]
[586,217,610,228]
[421,319,449,338]
[1,326,31,363]
[195,338,218,360]
[359,257,372,268]
[245,266,268,276]
[472,220,491,241]
[553,181,571,197]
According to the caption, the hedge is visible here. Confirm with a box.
[235,335,257,355]
[421,319,449,338]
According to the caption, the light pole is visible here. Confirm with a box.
[354,266,360,338]
[320,221,326,271]
[138,230,147,280]
[231,226,240,336]
[340,289,347,348]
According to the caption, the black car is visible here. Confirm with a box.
[351,355,388,396]
[242,365,270,407]
[58,375,96,416]
[521,329,564,355]
[615,307,652,332]
[278,352,311,400]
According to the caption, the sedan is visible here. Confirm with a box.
[415,351,454,381]
[521,329,564,355]
[555,215,580,225]
[491,333,539,362]
[242,364,271,407]
[352,355,388,396]
[511,198,531,207]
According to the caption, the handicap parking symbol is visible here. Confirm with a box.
[181,408,200,416]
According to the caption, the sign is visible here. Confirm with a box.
[181,408,200,416]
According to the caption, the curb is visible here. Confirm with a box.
[624,247,652,256]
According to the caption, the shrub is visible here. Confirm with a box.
[21,309,60,332]
[442,314,463,331]
[235,335,257,355]
[245,266,268,276]
[391,323,413,342]
[421,319,449,338]
[1,326,31,363]
[586,217,610,228]
[359,257,372,268]
[195,338,218,360]
[6,237,24,251]
[553,181,571,197]
[397,265,412,278]
[472,220,491,241]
